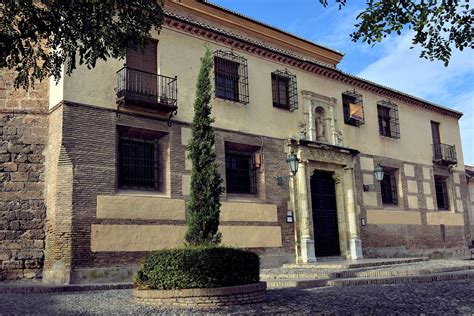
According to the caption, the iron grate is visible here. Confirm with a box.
[342,89,364,126]
[271,69,298,111]
[377,100,400,139]
[118,137,159,190]
[213,50,249,104]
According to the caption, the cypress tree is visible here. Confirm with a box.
[185,46,224,246]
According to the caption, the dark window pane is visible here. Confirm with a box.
[381,171,398,205]
[278,78,289,106]
[119,138,158,190]
[225,151,257,194]
[377,101,400,138]
[435,176,449,210]
[271,70,298,111]
[215,57,240,101]
[271,74,289,109]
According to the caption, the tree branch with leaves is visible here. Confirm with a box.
[319,0,473,66]
[0,0,164,90]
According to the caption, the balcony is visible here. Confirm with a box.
[432,143,457,165]
[116,67,177,113]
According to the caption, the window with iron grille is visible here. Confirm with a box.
[214,50,249,104]
[342,90,364,126]
[381,170,398,205]
[434,175,449,210]
[225,150,257,194]
[271,69,298,111]
[119,137,159,190]
[377,100,400,138]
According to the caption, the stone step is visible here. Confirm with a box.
[282,257,429,270]
[261,264,474,280]
[265,270,474,289]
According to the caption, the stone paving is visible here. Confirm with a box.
[0,279,473,314]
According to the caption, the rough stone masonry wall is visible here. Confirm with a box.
[0,70,48,281]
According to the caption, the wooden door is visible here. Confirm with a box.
[310,171,341,257]
[126,40,157,100]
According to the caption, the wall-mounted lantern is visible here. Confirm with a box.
[276,151,300,185]
[286,210,294,223]
[374,163,384,182]
[287,151,299,176]
[363,163,384,191]
[360,217,366,226]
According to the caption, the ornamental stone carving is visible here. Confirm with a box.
[302,90,343,146]
[300,146,353,166]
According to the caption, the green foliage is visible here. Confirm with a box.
[134,246,260,290]
[319,0,473,66]
[0,0,164,90]
[185,46,224,246]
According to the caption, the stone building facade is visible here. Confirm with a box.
[1,0,471,283]
[0,70,48,280]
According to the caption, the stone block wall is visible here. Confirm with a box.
[0,69,48,281]
[356,154,470,258]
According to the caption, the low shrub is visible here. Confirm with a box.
[134,246,260,290]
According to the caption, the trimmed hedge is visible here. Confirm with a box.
[134,246,260,290]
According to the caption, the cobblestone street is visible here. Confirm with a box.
[0,279,472,314]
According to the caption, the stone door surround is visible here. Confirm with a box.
[288,138,362,263]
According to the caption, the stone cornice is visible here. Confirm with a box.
[163,15,462,120]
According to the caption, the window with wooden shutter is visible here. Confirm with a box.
[342,90,364,126]
[125,40,158,99]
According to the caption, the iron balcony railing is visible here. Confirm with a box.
[432,143,457,164]
[116,66,177,111]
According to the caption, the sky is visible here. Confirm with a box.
[210,0,474,165]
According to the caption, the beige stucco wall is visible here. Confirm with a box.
[90,224,282,251]
[220,202,278,222]
[96,195,278,222]
[366,210,421,225]
[426,212,465,226]
[50,26,465,170]
[96,195,186,220]
[49,67,64,108]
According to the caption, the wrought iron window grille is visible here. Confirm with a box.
[225,150,257,194]
[342,89,364,126]
[271,69,298,111]
[377,100,400,139]
[434,175,450,210]
[118,137,159,191]
[381,170,398,205]
[213,50,249,104]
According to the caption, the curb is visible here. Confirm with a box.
[0,282,133,294]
